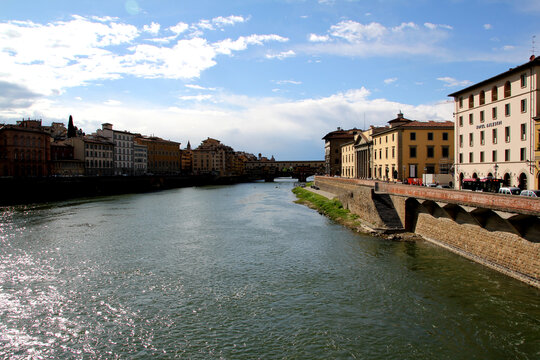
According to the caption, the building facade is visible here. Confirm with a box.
[97,123,135,175]
[340,140,356,178]
[372,113,454,182]
[449,56,540,190]
[134,136,180,174]
[0,120,51,177]
[322,128,356,176]
[66,135,114,176]
[134,143,148,175]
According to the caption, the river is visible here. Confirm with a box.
[0,180,539,359]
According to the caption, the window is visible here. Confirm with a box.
[520,147,526,161]
[392,147,395,158]
[521,99,527,113]
[480,151,485,162]
[459,116,463,126]
[409,146,417,158]
[469,133,474,146]
[492,107,497,119]
[385,148,388,159]
[459,97,463,108]
[469,114,473,124]
[385,135,388,143]
[491,86,498,101]
[480,131,485,145]
[505,149,510,161]
[442,132,448,141]
[504,81,511,98]
[492,150,497,162]
[520,73,527,87]
[505,103,511,116]
[505,126,510,142]
[459,134,463,147]
[459,153,463,163]
[493,129,497,144]
[479,90,485,105]
[469,94,474,108]
[442,146,449,158]
[410,132,416,141]
[521,124,526,140]
[427,132,433,141]
[392,134,394,141]
[469,152,474,163]
[480,111,485,123]
[427,146,434,158]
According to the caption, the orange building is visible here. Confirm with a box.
[0,120,51,177]
[135,136,181,174]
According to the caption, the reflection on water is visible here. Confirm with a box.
[1,180,539,359]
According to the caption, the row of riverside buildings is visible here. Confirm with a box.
[324,55,540,190]
[0,118,261,178]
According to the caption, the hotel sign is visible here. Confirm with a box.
[476,120,502,130]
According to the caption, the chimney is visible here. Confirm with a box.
[530,55,536,61]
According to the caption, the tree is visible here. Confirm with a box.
[67,115,76,138]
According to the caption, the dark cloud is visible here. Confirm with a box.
[0,81,41,109]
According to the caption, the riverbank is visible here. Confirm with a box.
[292,185,420,241]
[0,174,250,206]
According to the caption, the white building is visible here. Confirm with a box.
[97,123,135,175]
[134,143,148,175]
[449,56,540,190]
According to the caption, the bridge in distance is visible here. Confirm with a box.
[244,160,324,182]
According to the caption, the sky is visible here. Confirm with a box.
[0,0,539,160]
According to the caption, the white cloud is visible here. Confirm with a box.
[0,16,287,96]
[303,20,453,58]
[484,24,492,30]
[437,77,472,87]
[266,50,296,60]
[0,88,452,159]
[308,33,330,42]
[274,80,302,85]
[169,22,189,35]
[384,77,398,84]
[143,22,160,35]
[104,99,122,106]
[178,94,213,102]
[185,84,216,91]
[503,45,515,51]
[424,22,453,30]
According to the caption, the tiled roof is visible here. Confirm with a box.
[401,120,454,127]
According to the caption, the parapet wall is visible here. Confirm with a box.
[314,176,540,287]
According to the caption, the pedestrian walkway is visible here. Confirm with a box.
[303,186,336,200]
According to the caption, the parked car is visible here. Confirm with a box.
[519,189,540,197]
[436,184,451,189]
[498,187,521,195]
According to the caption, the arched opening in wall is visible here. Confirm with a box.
[472,172,478,179]
[537,172,540,189]
[503,173,510,186]
[518,173,527,190]
[459,172,464,189]
[487,172,493,177]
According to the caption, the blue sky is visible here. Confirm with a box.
[0,0,538,160]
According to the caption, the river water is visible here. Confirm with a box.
[0,180,539,359]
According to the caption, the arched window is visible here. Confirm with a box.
[469,94,474,108]
[491,86,498,101]
[504,81,511,98]
[479,90,485,105]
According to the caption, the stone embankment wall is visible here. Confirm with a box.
[314,176,540,287]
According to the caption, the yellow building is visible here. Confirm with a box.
[340,140,356,178]
[372,113,454,182]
